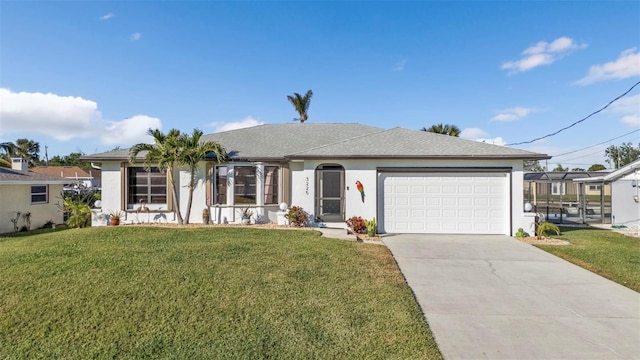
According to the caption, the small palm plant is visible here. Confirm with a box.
[536,222,560,240]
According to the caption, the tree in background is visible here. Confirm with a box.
[605,142,640,169]
[553,164,568,172]
[588,164,606,171]
[287,90,313,123]
[179,129,227,224]
[0,142,15,168]
[47,152,88,168]
[0,138,40,168]
[420,123,461,137]
[130,129,185,224]
[524,160,545,172]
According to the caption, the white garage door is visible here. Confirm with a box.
[381,172,509,234]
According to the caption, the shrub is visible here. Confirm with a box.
[285,206,308,227]
[346,216,367,234]
[364,217,377,237]
[515,228,527,238]
[536,222,560,239]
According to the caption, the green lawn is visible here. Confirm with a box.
[537,227,640,292]
[0,226,441,359]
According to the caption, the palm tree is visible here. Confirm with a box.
[14,138,41,166]
[287,90,313,123]
[179,129,227,224]
[420,123,461,137]
[0,142,15,168]
[129,128,185,224]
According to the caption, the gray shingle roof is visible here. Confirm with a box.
[289,127,547,159]
[0,167,70,184]
[82,123,549,161]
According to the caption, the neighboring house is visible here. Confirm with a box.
[0,158,67,234]
[82,123,548,235]
[574,159,640,226]
[30,166,101,191]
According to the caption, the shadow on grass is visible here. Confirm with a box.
[0,225,70,239]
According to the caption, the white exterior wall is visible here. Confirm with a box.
[0,184,64,234]
[97,157,529,234]
[612,173,640,225]
[289,158,526,235]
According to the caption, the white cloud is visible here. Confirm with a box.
[393,59,407,72]
[491,107,537,122]
[0,88,98,140]
[575,48,640,85]
[130,32,142,41]
[101,13,114,20]
[502,36,587,74]
[459,128,506,146]
[608,93,640,127]
[460,128,488,139]
[101,115,162,145]
[0,88,163,148]
[621,115,640,126]
[209,116,264,133]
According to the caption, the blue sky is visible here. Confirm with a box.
[1,1,639,170]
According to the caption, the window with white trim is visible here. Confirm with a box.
[234,166,256,204]
[214,166,227,205]
[31,185,48,204]
[264,166,279,204]
[588,185,601,191]
[551,182,566,195]
[127,167,167,208]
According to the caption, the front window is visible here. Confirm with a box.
[264,166,279,204]
[234,166,256,204]
[31,185,48,204]
[588,185,601,191]
[128,167,167,206]
[214,166,227,205]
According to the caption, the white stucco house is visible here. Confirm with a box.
[82,123,549,235]
[0,158,66,234]
[574,159,640,226]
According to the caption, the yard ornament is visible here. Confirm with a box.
[356,180,365,203]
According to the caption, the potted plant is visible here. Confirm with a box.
[239,207,253,225]
[109,210,124,226]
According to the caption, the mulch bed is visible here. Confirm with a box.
[517,236,570,245]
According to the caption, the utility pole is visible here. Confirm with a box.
[45,145,49,166]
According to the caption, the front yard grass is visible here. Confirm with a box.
[0,226,441,359]
[536,226,640,292]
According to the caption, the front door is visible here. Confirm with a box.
[315,165,345,222]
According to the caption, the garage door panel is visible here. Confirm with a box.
[382,172,508,234]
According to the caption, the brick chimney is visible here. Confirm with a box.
[11,158,28,171]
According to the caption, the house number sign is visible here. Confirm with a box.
[305,177,309,195]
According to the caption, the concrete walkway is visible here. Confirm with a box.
[383,234,640,360]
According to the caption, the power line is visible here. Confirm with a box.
[507,81,640,146]
[551,128,640,158]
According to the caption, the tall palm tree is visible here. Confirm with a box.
[179,129,227,224]
[420,123,461,137]
[129,128,185,224]
[287,90,313,123]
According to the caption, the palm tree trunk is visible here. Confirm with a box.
[184,169,196,224]
[168,168,184,225]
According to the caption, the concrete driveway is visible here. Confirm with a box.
[383,234,640,360]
